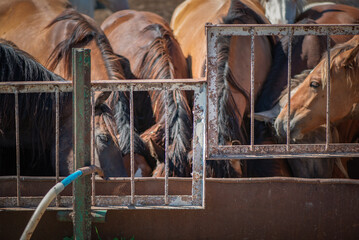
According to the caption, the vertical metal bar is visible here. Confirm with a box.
[15,90,20,207]
[250,29,255,150]
[206,25,219,155]
[192,84,207,207]
[55,88,60,207]
[72,48,92,240]
[286,29,293,150]
[164,88,169,205]
[130,86,135,205]
[326,33,331,150]
[91,90,95,206]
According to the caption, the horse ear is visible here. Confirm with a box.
[341,44,359,67]
[147,138,165,164]
[94,91,111,107]
[116,54,137,79]
[253,104,281,123]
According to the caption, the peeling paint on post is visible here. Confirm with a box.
[192,83,207,207]
[72,48,92,239]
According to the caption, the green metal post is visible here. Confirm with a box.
[72,48,92,240]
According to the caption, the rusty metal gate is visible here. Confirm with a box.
[207,23,359,160]
[1,24,359,239]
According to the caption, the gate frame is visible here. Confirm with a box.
[206,23,359,160]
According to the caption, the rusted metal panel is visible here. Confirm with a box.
[206,24,359,159]
[206,24,359,36]
[0,79,205,93]
[72,48,92,239]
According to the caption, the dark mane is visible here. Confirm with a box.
[0,39,71,175]
[46,8,125,80]
[136,23,192,176]
[211,0,274,177]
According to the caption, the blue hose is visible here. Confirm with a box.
[20,166,103,240]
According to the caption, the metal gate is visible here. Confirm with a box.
[1,23,359,239]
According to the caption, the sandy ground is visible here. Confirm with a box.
[95,0,184,25]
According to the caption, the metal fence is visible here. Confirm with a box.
[0,50,206,210]
[1,24,359,212]
[206,24,359,160]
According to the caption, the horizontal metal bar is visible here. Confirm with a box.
[0,195,195,208]
[208,144,359,159]
[0,79,205,93]
[206,24,359,36]
[91,79,206,92]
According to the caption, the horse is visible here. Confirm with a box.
[101,10,193,177]
[170,0,275,177]
[274,36,359,177]
[0,0,152,175]
[275,35,359,141]
[0,39,127,177]
[253,4,359,178]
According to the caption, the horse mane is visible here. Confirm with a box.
[0,39,70,174]
[135,23,192,176]
[322,38,359,88]
[46,8,126,80]
[209,0,276,178]
[217,0,274,147]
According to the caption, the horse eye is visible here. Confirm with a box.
[310,81,320,88]
[98,134,109,143]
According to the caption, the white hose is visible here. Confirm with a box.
[20,182,65,240]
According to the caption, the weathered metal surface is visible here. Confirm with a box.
[14,91,20,207]
[57,210,107,223]
[1,179,359,240]
[206,24,359,36]
[55,89,60,207]
[164,88,169,205]
[206,24,359,159]
[208,144,359,159]
[72,48,92,239]
[192,84,207,206]
[0,79,205,93]
[129,86,135,205]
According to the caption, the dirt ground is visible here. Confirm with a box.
[94,0,184,25]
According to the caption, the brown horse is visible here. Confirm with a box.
[101,10,192,177]
[275,35,359,141]
[0,0,150,176]
[254,4,359,178]
[274,37,359,177]
[171,0,275,177]
[0,39,127,177]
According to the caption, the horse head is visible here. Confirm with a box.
[275,38,359,140]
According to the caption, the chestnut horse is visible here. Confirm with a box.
[254,4,359,178]
[275,36,359,141]
[274,37,359,177]
[0,0,151,175]
[101,10,192,177]
[0,39,127,177]
[171,0,275,177]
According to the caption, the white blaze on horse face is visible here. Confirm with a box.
[264,0,298,24]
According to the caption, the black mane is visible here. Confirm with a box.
[0,39,71,175]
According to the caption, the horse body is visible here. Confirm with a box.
[102,10,192,177]
[0,39,127,177]
[170,0,274,177]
